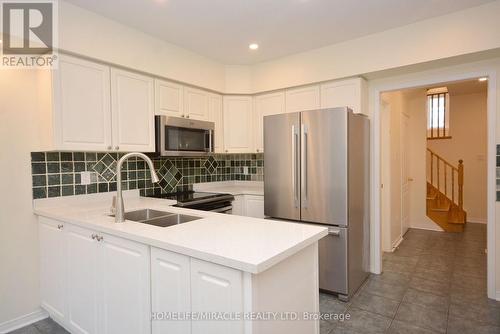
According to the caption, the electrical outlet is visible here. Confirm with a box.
[243,166,249,175]
[81,171,92,185]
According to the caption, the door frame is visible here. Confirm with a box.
[371,68,497,300]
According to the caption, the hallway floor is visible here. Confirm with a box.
[320,223,500,334]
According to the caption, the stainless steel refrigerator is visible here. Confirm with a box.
[264,107,370,301]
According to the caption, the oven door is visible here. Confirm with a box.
[156,116,214,156]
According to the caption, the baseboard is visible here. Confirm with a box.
[391,236,404,251]
[496,291,500,301]
[467,217,487,224]
[0,308,48,334]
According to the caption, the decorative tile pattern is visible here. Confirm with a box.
[31,152,264,199]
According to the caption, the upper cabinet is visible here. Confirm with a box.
[52,56,112,151]
[208,93,224,153]
[320,77,367,114]
[254,91,285,152]
[111,69,155,152]
[49,55,155,152]
[223,96,253,153]
[184,87,209,121]
[155,79,184,117]
[285,85,320,113]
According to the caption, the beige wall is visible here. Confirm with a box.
[427,92,488,223]
[0,70,47,324]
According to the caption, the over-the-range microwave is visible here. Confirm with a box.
[155,115,214,156]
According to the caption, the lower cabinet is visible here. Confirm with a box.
[231,195,265,218]
[151,248,244,334]
[40,218,150,334]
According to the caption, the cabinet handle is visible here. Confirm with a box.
[57,224,63,230]
[256,149,260,152]
[107,146,112,150]
[181,114,185,118]
[115,146,119,150]
[91,234,97,240]
[96,235,104,242]
[186,115,190,119]
[225,150,228,153]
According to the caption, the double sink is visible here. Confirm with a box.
[112,209,201,228]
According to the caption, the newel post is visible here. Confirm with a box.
[458,159,464,211]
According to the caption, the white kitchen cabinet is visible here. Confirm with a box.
[208,93,224,153]
[223,96,254,153]
[52,55,112,151]
[66,224,99,334]
[39,217,66,324]
[285,85,320,113]
[151,248,191,334]
[254,91,285,152]
[320,77,367,114]
[155,79,184,117]
[191,259,244,334]
[100,233,151,334]
[111,69,155,152]
[245,195,265,219]
[184,87,209,120]
[231,195,245,215]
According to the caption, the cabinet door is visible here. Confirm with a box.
[111,69,155,152]
[39,217,66,323]
[184,87,209,120]
[231,195,245,216]
[53,55,111,151]
[285,85,320,113]
[151,248,191,334]
[66,225,99,334]
[191,259,244,334]
[245,195,265,218]
[99,234,151,334]
[208,93,224,153]
[254,91,285,152]
[223,96,253,153]
[155,79,184,117]
[320,78,366,114]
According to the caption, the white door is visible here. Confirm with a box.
[111,69,155,152]
[184,87,209,120]
[39,217,66,323]
[254,91,286,152]
[155,79,184,117]
[285,85,320,113]
[223,96,253,153]
[245,195,265,218]
[401,113,411,235]
[66,225,98,334]
[99,233,151,334]
[190,259,244,334]
[320,78,362,113]
[231,195,245,216]
[53,55,112,151]
[208,93,224,153]
[151,248,191,334]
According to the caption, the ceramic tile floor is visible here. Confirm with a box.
[10,224,499,334]
[320,223,500,334]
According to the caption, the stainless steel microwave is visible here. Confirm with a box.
[155,116,214,156]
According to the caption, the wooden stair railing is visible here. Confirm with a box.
[426,148,466,232]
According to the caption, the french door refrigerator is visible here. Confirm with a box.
[264,107,370,300]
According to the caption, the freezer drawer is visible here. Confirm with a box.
[318,226,348,296]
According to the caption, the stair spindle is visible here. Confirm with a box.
[458,159,464,211]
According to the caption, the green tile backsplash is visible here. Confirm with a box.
[31,152,264,199]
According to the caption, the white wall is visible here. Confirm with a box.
[58,1,226,92]
[427,92,488,223]
[0,70,47,325]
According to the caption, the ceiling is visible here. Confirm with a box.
[64,0,495,65]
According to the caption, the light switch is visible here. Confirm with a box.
[81,172,92,185]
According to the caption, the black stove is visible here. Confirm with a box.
[146,191,234,213]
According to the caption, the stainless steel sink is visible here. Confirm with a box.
[110,208,200,227]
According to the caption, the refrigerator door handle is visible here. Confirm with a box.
[301,124,308,208]
[292,125,299,208]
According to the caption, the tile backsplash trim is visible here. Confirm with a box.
[31,152,263,199]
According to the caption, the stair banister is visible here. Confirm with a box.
[426,148,463,209]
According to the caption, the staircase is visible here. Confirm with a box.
[426,148,466,232]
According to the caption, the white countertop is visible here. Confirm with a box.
[33,191,326,274]
[193,181,264,196]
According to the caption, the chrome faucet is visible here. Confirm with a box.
[113,152,160,223]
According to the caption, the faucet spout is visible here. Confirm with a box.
[115,152,159,223]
